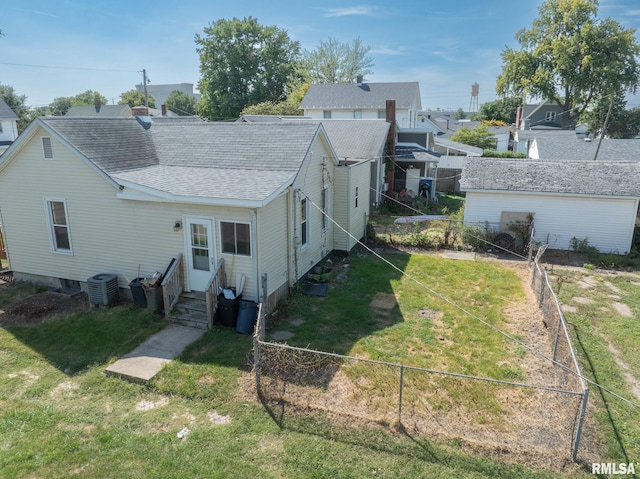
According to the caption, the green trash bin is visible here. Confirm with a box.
[129,278,147,308]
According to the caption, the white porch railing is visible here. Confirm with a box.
[162,254,184,318]
[205,258,225,328]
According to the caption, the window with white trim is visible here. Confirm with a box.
[45,199,72,253]
[42,137,54,159]
[0,123,3,133]
[220,221,251,256]
[301,198,309,247]
[322,186,330,230]
[323,110,332,119]
[353,109,362,119]
[355,186,359,208]
[377,109,386,119]
[545,111,557,122]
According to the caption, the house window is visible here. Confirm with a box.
[355,187,359,208]
[42,137,54,159]
[220,221,251,256]
[545,111,557,122]
[0,123,3,133]
[353,110,362,119]
[323,110,332,119]
[322,186,330,230]
[301,198,309,247]
[45,199,72,253]
[377,109,386,119]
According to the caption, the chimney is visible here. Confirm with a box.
[385,100,396,196]
[94,98,101,113]
[515,106,523,129]
[356,74,363,85]
[161,104,167,116]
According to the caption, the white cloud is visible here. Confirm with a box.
[322,6,376,17]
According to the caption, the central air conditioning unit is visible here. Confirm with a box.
[87,273,119,306]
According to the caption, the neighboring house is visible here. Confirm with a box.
[0,117,364,313]
[65,104,132,117]
[0,98,19,155]
[300,80,421,128]
[516,100,565,130]
[461,158,640,254]
[135,83,200,108]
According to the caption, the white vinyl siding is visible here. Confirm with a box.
[0,126,260,298]
[333,160,370,251]
[291,133,335,279]
[464,191,638,254]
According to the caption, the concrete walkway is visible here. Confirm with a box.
[105,324,206,382]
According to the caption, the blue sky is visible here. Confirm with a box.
[2,0,640,111]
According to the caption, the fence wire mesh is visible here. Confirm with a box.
[252,246,589,465]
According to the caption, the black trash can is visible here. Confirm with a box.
[236,300,258,334]
[218,290,241,327]
[129,278,147,308]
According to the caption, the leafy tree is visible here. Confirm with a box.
[49,97,74,116]
[453,108,466,120]
[240,101,303,116]
[195,16,301,120]
[119,89,156,108]
[165,90,197,116]
[303,37,374,84]
[72,90,108,106]
[477,97,523,124]
[0,84,30,132]
[580,91,640,138]
[496,0,640,127]
[450,124,497,150]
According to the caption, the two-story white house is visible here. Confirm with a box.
[300,80,422,129]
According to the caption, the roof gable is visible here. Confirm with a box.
[300,82,421,110]
[0,99,18,120]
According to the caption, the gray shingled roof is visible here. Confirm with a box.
[531,136,640,161]
[0,99,18,120]
[313,120,389,159]
[300,82,420,109]
[65,105,132,117]
[37,117,323,203]
[460,158,640,197]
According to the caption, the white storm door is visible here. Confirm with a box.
[184,217,215,291]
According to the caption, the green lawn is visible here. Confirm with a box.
[0,256,607,478]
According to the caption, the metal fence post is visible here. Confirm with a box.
[253,311,262,396]
[572,388,590,461]
[398,365,404,427]
[539,268,546,307]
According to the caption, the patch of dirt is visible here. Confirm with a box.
[0,282,89,327]
[370,292,397,310]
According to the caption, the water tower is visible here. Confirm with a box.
[469,83,479,113]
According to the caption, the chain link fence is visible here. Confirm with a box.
[252,246,589,464]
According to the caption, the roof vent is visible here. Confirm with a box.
[584,137,592,142]
[135,115,153,130]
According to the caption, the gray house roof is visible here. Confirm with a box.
[0,99,18,120]
[239,115,390,161]
[460,158,640,197]
[300,82,420,110]
[30,117,327,205]
[531,136,640,161]
[65,104,132,117]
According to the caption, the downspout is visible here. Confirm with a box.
[286,187,293,290]
[292,189,299,284]
[251,209,259,302]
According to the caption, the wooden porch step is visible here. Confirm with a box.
[167,292,209,330]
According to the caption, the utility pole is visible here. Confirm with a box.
[593,94,614,161]
[142,69,149,108]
